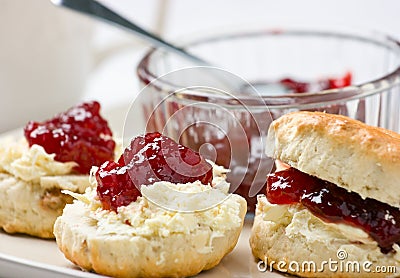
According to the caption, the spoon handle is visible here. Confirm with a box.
[51,0,209,66]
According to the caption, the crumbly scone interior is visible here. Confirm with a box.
[0,137,89,238]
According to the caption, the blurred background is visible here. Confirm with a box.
[1,0,400,133]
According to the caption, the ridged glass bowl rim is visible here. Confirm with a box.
[137,26,400,110]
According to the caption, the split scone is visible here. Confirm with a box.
[54,132,247,278]
[0,101,115,238]
[250,111,400,277]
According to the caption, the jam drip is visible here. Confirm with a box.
[24,101,115,174]
[267,167,400,253]
[96,132,213,212]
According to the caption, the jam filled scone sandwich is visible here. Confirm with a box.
[0,101,116,238]
[250,111,400,277]
[54,132,247,278]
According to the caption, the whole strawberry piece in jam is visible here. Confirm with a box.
[96,160,141,211]
[24,101,115,174]
[96,132,213,212]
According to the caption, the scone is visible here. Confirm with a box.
[54,132,247,277]
[250,111,400,277]
[0,101,115,238]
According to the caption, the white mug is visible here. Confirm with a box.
[0,0,95,132]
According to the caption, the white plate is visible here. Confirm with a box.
[0,103,284,277]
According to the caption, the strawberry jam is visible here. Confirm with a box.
[267,167,400,253]
[279,72,352,93]
[24,101,115,174]
[96,160,141,211]
[96,132,213,212]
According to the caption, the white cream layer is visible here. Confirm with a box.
[0,137,76,183]
[257,195,400,259]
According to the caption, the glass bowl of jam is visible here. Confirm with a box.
[136,25,400,214]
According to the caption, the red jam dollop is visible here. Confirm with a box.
[24,101,115,174]
[267,167,400,253]
[280,71,352,93]
[96,132,213,212]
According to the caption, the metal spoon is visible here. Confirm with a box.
[51,0,209,66]
[51,0,251,93]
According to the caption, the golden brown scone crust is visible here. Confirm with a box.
[265,111,400,208]
[0,173,89,238]
[250,197,400,277]
[54,197,247,278]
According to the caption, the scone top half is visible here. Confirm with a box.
[266,111,400,209]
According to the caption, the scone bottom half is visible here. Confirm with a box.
[54,132,247,278]
[250,111,400,277]
[0,101,115,238]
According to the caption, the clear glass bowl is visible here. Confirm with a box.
[136,26,400,213]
